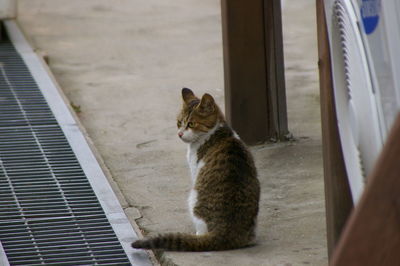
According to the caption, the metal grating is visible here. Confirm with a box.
[0,35,131,264]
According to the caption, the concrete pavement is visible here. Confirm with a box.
[16,0,327,265]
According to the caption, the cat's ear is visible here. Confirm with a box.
[182,88,197,104]
[196,93,215,115]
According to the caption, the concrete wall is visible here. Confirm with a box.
[0,0,16,19]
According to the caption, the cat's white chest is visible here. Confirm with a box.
[186,144,207,235]
[186,144,204,184]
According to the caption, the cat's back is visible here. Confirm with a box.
[198,125,257,180]
[194,125,259,236]
[196,125,259,199]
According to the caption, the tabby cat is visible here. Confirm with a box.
[131,88,260,251]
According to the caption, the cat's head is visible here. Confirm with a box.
[177,88,224,143]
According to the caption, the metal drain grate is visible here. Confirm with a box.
[0,32,132,264]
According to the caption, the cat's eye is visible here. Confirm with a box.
[177,121,182,128]
[187,122,196,128]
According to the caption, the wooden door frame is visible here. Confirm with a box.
[316,0,353,258]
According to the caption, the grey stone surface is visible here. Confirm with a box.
[17,0,327,265]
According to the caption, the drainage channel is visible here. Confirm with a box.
[0,20,152,266]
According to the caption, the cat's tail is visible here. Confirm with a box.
[131,232,237,251]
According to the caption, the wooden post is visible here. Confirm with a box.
[221,0,288,145]
[331,114,400,266]
[316,0,353,258]
[264,0,288,142]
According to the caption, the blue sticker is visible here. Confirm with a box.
[360,0,381,35]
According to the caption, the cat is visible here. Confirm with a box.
[131,88,260,251]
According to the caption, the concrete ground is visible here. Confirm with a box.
[16,0,327,265]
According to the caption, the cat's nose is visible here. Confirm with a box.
[178,132,183,138]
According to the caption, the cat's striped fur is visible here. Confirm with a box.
[131,88,260,251]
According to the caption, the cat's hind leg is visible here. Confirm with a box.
[193,216,208,235]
